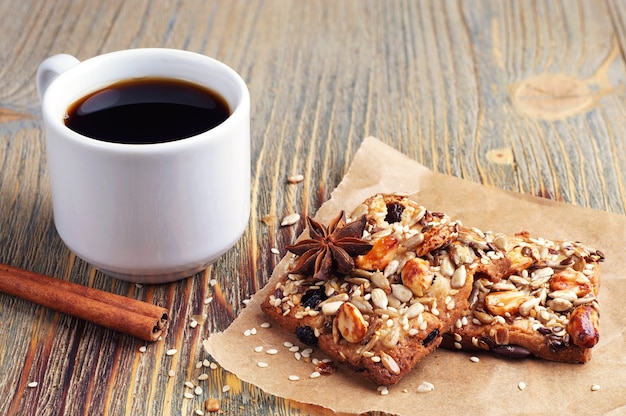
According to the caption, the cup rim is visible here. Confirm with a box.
[40,48,250,153]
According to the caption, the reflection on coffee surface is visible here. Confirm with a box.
[65,78,230,144]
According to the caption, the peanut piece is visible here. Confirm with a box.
[484,291,532,316]
[401,257,433,297]
[567,305,599,348]
[355,235,399,271]
[550,268,592,297]
[336,302,368,343]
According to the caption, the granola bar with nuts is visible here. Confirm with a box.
[441,231,603,363]
[261,193,510,385]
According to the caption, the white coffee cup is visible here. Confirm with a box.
[37,48,250,283]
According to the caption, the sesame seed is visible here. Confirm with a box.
[195,410,204,416]
[189,320,198,328]
[379,387,390,395]
[27,381,38,388]
[289,346,300,352]
[139,345,147,353]
[310,371,321,379]
[518,381,527,391]
[198,374,209,381]
[417,381,434,393]
[281,213,301,226]
[209,279,218,287]
[194,386,203,395]
[168,370,176,377]
[184,392,194,399]
[185,381,195,389]
[294,352,302,360]
[254,346,263,353]
[283,341,293,348]
[257,361,269,368]
[209,362,218,370]
[222,385,231,393]
[270,248,280,255]
[204,297,213,304]
[454,342,462,349]
[470,356,480,363]
[166,348,177,356]
[243,329,252,336]
[203,359,211,368]
[260,322,271,328]
[287,174,304,184]
[250,328,257,335]
[288,375,300,381]
[591,384,601,391]
[266,349,278,355]
[135,283,143,288]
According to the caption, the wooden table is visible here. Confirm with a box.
[1,1,625,415]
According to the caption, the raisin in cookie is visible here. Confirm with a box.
[262,193,510,385]
[442,231,603,363]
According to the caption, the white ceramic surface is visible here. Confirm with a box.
[37,49,250,283]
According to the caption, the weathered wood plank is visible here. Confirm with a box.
[1,1,624,415]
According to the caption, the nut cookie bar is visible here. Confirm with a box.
[261,193,510,385]
[442,231,603,363]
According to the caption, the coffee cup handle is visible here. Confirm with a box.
[36,54,81,102]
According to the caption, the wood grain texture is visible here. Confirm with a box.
[1,1,625,415]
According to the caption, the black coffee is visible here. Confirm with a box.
[65,78,230,144]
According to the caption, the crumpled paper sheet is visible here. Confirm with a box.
[205,137,626,416]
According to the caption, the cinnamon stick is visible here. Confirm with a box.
[0,263,168,342]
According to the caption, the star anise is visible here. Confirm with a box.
[286,211,373,281]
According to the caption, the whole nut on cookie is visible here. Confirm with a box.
[567,305,599,348]
[401,257,433,297]
[485,291,532,316]
[336,302,369,343]
[550,268,592,297]
[355,235,399,271]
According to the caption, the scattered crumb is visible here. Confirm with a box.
[261,215,275,226]
[205,398,221,412]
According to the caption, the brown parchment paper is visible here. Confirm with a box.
[205,137,626,416]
